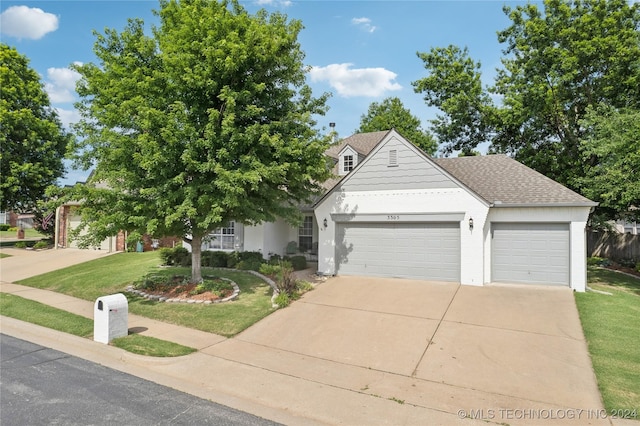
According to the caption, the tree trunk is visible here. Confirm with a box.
[191,233,202,283]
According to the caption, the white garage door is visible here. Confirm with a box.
[336,222,460,281]
[492,223,569,286]
[68,215,111,251]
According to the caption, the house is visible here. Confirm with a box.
[188,129,597,292]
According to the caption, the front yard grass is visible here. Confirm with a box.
[0,293,195,357]
[16,252,276,337]
[575,267,640,415]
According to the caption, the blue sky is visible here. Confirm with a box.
[1,1,533,185]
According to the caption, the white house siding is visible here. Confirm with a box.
[315,187,489,285]
[484,207,590,292]
[243,219,297,258]
[340,136,458,191]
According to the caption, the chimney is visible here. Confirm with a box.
[329,122,336,144]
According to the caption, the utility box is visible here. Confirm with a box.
[94,293,128,344]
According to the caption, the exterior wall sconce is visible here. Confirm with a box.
[469,217,474,230]
[323,218,328,228]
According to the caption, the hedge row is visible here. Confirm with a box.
[159,247,307,271]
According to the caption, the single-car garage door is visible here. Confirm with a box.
[68,214,112,251]
[492,223,569,286]
[336,222,460,281]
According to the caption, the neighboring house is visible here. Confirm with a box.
[54,202,124,252]
[611,220,640,235]
[187,129,597,292]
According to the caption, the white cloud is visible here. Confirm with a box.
[44,64,82,103]
[309,63,402,98]
[0,6,58,40]
[352,17,377,33]
[255,0,291,6]
[54,107,80,130]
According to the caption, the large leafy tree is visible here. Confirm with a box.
[0,44,70,212]
[414,0,640,194]
[579,106,640,222]
[356,97,437,155]
[412,46,495,156]
[67,0,331,282]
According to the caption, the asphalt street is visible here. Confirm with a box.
[0,334,281,426]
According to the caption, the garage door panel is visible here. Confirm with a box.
[336,222,460,281]
[492,223,569,286]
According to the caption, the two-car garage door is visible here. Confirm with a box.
[492,223,569,286]
[336,222,460,281]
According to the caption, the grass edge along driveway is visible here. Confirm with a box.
[575,266,640,418]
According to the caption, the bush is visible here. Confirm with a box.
[587,257,612,267]
[0,224,10,231]
[236,259,263,271]
[636,262,640,273]
[159,247,191,266]
[289,255,307,271]
[201,251,229,267]
[33,240,49,250]
[273,291,291,308]
[14,241,27,249]
[263,261,296,295]
[617,258,637,268]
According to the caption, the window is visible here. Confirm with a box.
[207,221,235,250]
[298,216,313,252]
[343,155,354,172]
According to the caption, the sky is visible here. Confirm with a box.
[1,0,535,185]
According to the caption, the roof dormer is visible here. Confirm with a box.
[338,146,358,176]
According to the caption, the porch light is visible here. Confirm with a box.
[323,218,328,228]
[469,217,474,230]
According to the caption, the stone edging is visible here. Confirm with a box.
[126,276,240,305]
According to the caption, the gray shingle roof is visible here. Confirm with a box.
[324,130,389,159]
[319,131,595,207]
[434,155,596,206]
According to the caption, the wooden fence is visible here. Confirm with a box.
[587,231,640,260]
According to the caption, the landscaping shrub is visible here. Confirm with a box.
[8,227,18,232]
[159,247,191,266]
[268,253,282,264]
[236,259,263,271]
[0,224,10,231]
[289,255,307,271]
[260,261,296,294]
[273,291,291,308]
[617,258,637,268]
[201,251,229,268]
[33,240,49,250]
[587,257,611,267]
[14,241,27,249]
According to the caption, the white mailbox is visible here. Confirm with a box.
[94,293,128,344]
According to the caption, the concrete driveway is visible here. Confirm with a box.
[205,276,604,424]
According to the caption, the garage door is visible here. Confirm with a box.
[336,222,460,281]
[68,215,111,251]
[492,223,569,286]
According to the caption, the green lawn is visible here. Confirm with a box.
[0,229,45,239]
[17,252,276,337]
[0,293,195,357]
[575,267,640,415]
[0,252,11,259]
